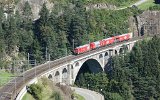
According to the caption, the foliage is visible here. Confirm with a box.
[41,77,49,88]
[54,0,138,7]
[72,93,85,100]
[111,36,160,99]
[75,36,160,100]
[0,70,13,87]
[28,84,43,100]
[149,4,160,10]
[22,92,35,100]
[105,92,123,100]
[0,1,142,68]
[137,0,156,10]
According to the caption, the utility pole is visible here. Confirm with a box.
[48,54,51,70]
[89,39,90,53]
[27,53,29,69]
[13,60,15,74]
[14,77,17,96]
[45,47,48,61]
[35,59,37,66]
[23,68,25,83]
[34,59,37,77]
[73,39,74,51]
[65,48,68,63]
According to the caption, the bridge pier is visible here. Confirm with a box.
[45,41,137,85]
[67,64,73,85]
[59,69,62,83]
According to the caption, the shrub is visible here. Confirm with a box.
[28,84,43,100]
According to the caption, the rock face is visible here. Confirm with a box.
[86,3,117,10]
[140,11,160,36]
[129,11,160,36]
[16,0,54,20]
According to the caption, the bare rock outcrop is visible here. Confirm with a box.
[86,3,117,10]
[129,11,160,36]
[16,0,54,20]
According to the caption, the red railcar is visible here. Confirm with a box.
[90,41,101,49]
[100,37,115,46]
[73,32,133,54]
[115,33,131,42]
[74,44,90,54]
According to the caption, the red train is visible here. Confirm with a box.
[74,33,133,54]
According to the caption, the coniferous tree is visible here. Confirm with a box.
[22,1,33,30]
[4,15,18,55]
[39,3,49,26]
[18,3,34,53]
[130,43,144,76]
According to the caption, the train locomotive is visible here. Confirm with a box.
[74,33,133,54]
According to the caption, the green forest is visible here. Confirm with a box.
[75,36,160,100]
[0,1,142,69]
[0,0,160,100]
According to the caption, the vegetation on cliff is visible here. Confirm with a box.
[23,78,73,100]
[76,36,160,100]
[0,1,142,70]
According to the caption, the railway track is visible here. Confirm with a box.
[0,37,142,100]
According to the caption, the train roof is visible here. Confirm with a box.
[75,44,89,49]
[102,37,114,40]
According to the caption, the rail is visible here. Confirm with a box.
[0,36,143,100]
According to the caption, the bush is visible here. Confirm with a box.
[28,84,43,100]
[41,77,49,87]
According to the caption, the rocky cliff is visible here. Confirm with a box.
[129,11,160,37]
[16,0,54,19]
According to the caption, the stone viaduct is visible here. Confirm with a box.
[42,40,136,85]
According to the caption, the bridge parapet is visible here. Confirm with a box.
[0,39,139,100]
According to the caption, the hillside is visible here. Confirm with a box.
[1,0,139,19]
[0,0,159,87]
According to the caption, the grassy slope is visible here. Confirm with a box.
[22,79,54,100]
[0,70,13,87]
[22,93,35,100]
[118,0,139,8]
[73,93,85,100]
[138,0,156,10]
[22,78,85,100]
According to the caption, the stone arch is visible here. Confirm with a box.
[119,48,124,54]
[75,62,79,67]
[119,45,129,54]
[55,71,60,76]
[48,74,52,79]
[62,68,67,73]
[104,51,110,62]
[104,52,108,57]
[71,65,74,79]
[99,54,103,59]
[74,58,103,84]
[62,68,68,83]
[115,50,118,55]
[54,71,60,82]
[71,65,73,69]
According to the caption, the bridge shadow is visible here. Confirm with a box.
[104,57,113,78]
[75,59,103,85]
[154,0,160,4]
